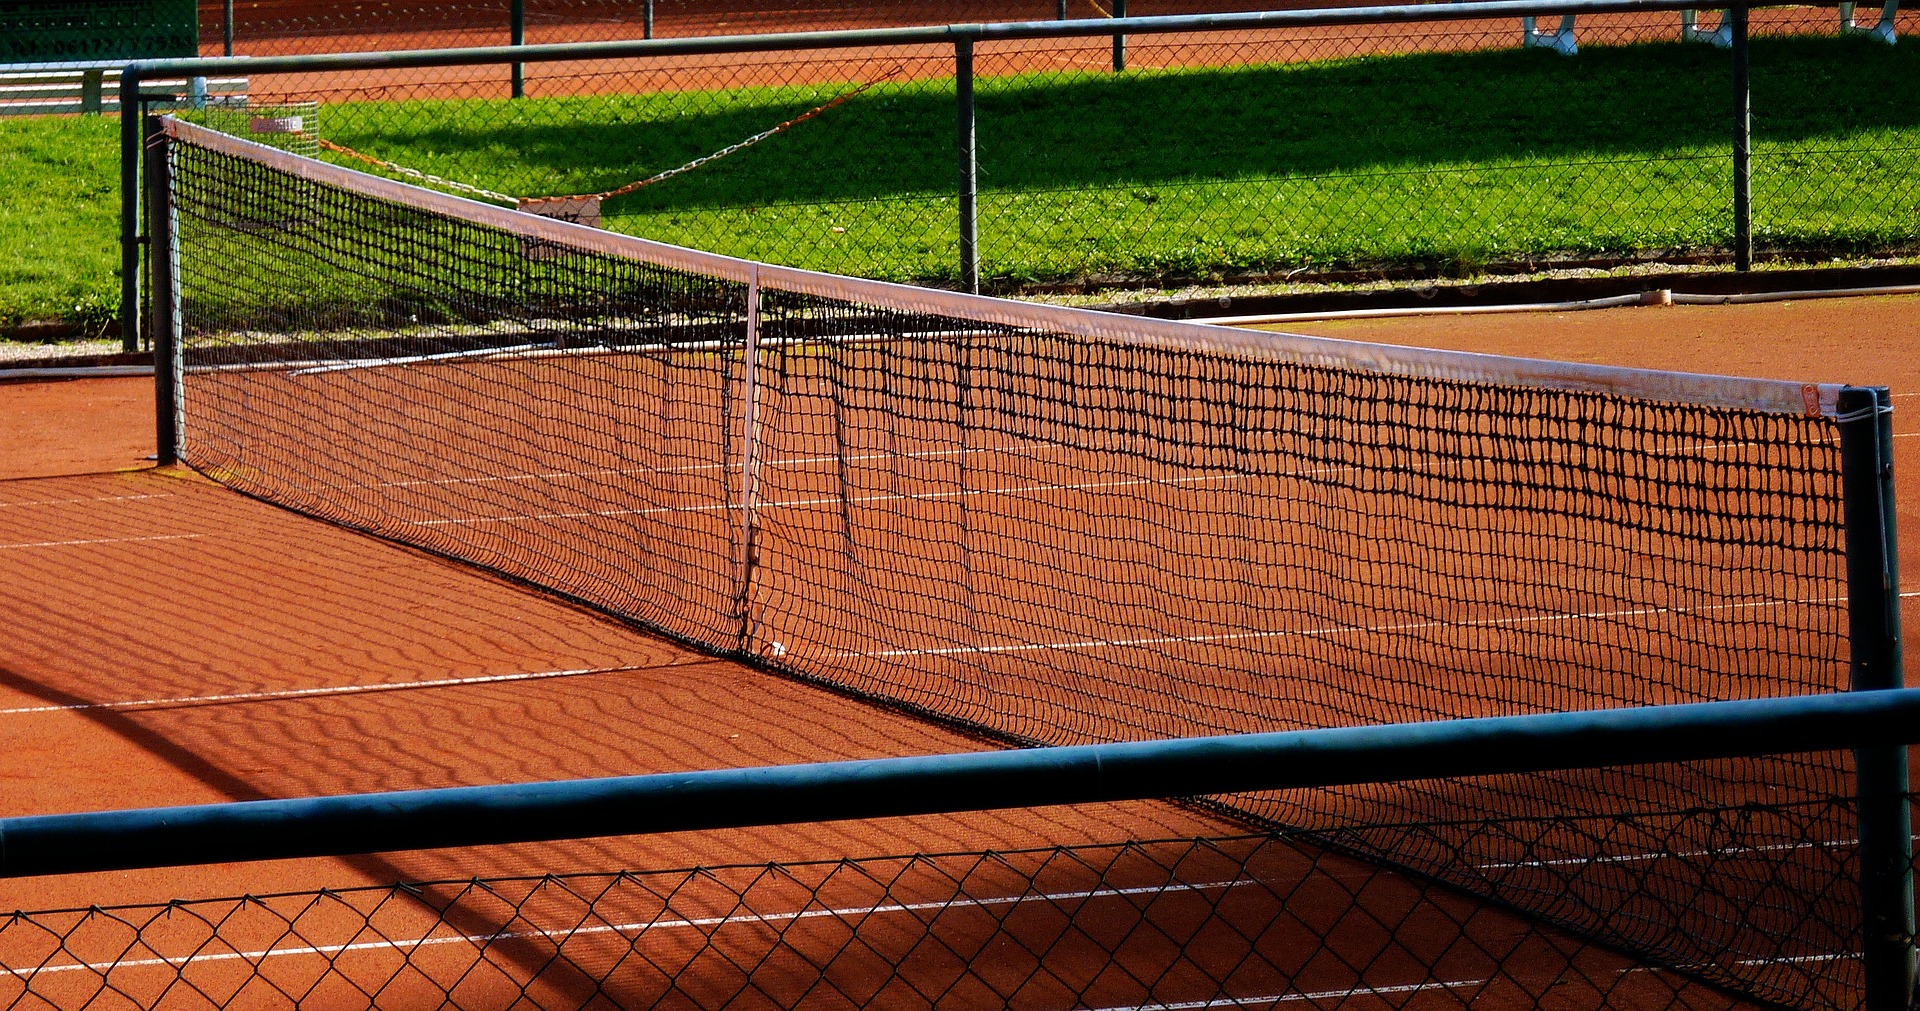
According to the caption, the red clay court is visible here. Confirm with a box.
[3,286,1915,1008]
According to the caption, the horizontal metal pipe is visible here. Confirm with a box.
[4,689,1919,878]
[116,0,1726,81]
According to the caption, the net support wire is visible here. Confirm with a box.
[312,68,902,226]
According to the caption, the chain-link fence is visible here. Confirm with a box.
[149,1,1917,302]
[0,806,1904,1011]
[197,0,1367,56]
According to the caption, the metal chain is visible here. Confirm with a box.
[315,138,522,203]
[316,67,903,215]
[525,65,904,210]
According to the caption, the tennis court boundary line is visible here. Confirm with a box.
[830,593,1873,661]
[7,877,1258,977]
[0,664,649,717]
[0,533,204,550]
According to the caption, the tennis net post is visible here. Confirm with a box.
[1840,385,1915,1011]
[145,114,179,466]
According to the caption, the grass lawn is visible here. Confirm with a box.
[0,115,121,334]
[5,32,1917,330]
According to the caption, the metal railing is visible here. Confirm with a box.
[4,690,1919,1010]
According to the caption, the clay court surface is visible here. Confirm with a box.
[0,293,1914,1005]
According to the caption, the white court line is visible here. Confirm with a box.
[7,877,1256,978]
[1479,836,1862,871]
[0,533,203,550]
[1080,979,1489,1011]
[359,428,1814,502]
[271,329,999,377]
[0,493,174,511]
[406,468,1279,530]
[360,438,1065,495]
[288,343,548,376]
[835,595,1853,661]
[388,424,1852,532]
[0,665,643,717]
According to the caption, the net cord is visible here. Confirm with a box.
[159,116,1848,420]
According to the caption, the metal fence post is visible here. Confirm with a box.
[956,38,979,295]
[1057,0,1067,19]
[144,115,180,467]
[1112,0,1127,71]
[1730,0,1751,270]
[223,0,235,56]
[1839,385,1914,1011]
[119,75,145,354]
[645,0,655,39]
[511,0,526,97]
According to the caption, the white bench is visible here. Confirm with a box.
[1519,1,1899,55]
[0,61,247,116]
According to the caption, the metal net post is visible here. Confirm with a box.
[1840,385,1914,1011]
[144,114,180,466]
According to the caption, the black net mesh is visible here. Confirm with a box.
[161,122,1867,1008]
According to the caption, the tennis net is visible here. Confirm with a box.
[156,114,1884,1008]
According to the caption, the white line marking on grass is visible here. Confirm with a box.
[0,665,643,716]
[835,596,1849,660]
[9,878,1257,977]
[0,533,204,550]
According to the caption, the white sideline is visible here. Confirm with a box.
[6,877,1257,977]
[1081,980,1490,1011]
[384,422,1847,530]
[405,468,1261,529]
[0,665,643,718]
[834,595,1856,661]
[1478,835,1866,871]
[354,438,1068,494]
[0,492,174,510]
[0,533,203,550]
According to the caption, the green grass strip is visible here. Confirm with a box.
[0,115,122,333]
[5,32,1917,330]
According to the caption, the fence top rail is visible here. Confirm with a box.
[3,688,1918,879]
[117,0,1741,82]
[0,60,133,73]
